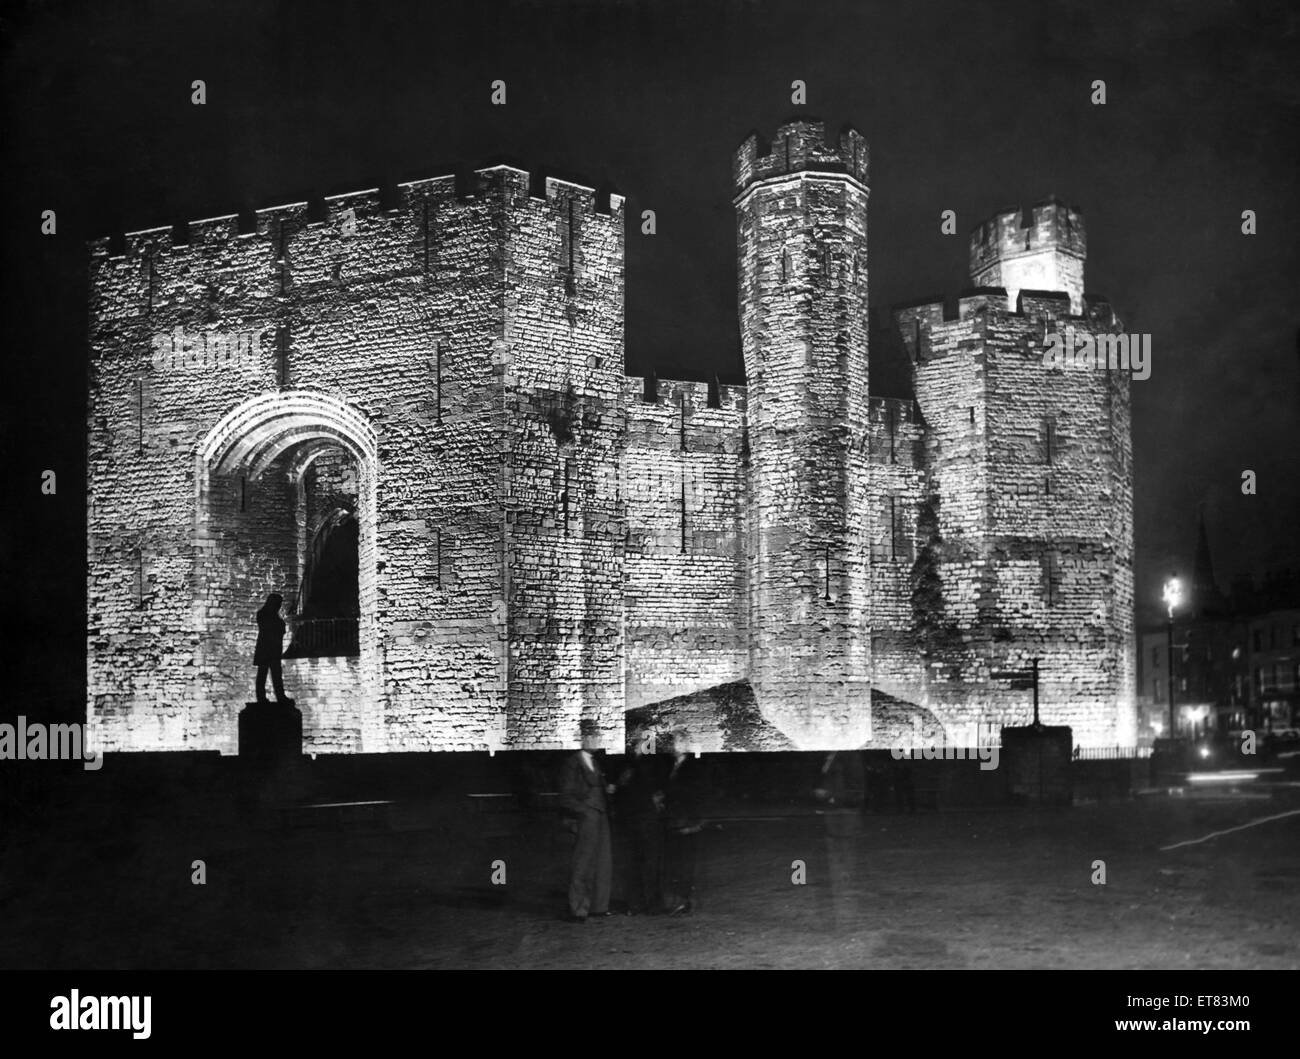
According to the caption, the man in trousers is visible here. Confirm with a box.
[558,722,615,922]
[616,730,666,915]
[661,729,704,915]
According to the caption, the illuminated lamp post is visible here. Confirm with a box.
[1162,575,1183,739]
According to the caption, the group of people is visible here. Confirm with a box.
[558,724,704,923]
[253,593,701,924]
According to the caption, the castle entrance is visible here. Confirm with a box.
[194,391,381,751]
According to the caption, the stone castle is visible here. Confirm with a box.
[86,119,1136,755]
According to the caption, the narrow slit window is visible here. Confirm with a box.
[560,197,578,296]
[889,496,898,561]
[423,198,433,275]
[277,327,290,388]
[278,222,291,294]
[680,472,687,554]
[433,341,442,424]
[567,199,576,275]
[562,460,571,535]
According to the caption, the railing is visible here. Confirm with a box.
[284,617,359,659]
[1072,745,1153,760]
[868,397,918,424]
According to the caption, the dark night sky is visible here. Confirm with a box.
[2,0,1297,706]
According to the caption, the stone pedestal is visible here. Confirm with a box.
[238,701,303,763]
[1001,724,1073,805]
[237,702,308,812]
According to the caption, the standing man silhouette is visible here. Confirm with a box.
[662,728,704,915]
[253,593,293,704]
[558,720,615,922]
[616,730,666,915]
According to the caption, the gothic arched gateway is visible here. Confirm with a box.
[196,390,383,752]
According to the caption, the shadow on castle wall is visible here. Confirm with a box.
[625,681,947,753]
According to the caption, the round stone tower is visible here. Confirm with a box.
[733,119,873,749]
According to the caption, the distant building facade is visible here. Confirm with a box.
[1136,564,1300,740]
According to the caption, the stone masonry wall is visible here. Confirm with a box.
[896,285,1135,746]
[88,165,626,754]
[498,174,627,750]
[866,396,927,710]
[622,378,748,710]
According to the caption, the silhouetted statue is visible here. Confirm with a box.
[253,593,293,704]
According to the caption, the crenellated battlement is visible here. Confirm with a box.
[90,164,623,260]
[965,199,1087,314]
[733,119,869,197]
[893,288,1119,362]
[969,199,1085,274]
[622,375,747,414]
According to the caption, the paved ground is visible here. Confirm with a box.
[2,775,1298,969]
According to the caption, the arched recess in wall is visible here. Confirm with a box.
[200,390,377,478]
[194,390,382,734]
[298,508,360,618]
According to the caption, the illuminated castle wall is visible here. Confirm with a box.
[86,119,1135,755]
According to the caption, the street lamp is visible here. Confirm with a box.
[1162,575,1183,739]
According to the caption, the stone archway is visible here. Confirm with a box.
[194,390,383,752]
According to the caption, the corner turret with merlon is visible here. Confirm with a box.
[969,199,1086,315]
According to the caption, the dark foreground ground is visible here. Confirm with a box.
[2,764,1298,969]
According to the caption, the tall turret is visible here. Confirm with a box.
[969,199,1086,314]
[734,119,872,749]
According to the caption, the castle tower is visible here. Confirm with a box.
[896,200,1135,748]
[734,120,872,749]
[969,199,1086,314]
[86,161,627,757]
